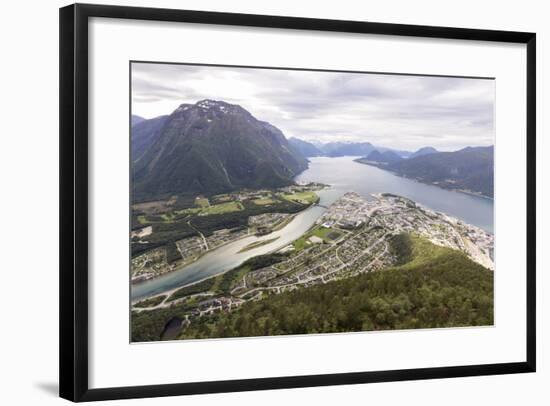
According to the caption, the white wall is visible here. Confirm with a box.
[1,0,546,404]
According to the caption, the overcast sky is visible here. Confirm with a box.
[132,62,494,152]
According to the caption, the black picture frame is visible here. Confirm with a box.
[59,3,536,402]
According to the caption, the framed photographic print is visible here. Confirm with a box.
[59,3,536,402]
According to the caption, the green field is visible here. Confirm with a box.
[252,198,276,205]
[179,201,243,216]
[198,201,244,215]
[136,191,315,227]
[292,225,339,250]
[211,194,232,203]
[281,191,318,205]
[137,215,149,225]
[139,201,245,224]
[195,197,210,208]
[312,226,342,241]
[160,212,177,221]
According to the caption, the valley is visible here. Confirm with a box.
[132,192,494,341]
[129,98,495,342]
[131,183,324,284]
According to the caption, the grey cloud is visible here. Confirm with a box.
[131,63,494,151]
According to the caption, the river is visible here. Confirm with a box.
[131,156,493,301]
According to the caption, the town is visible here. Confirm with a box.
[132,191,495,334]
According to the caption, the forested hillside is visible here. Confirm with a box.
[389,146,494,197]
[132,234,493,341]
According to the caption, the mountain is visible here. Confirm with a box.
[374,146,412,158]
[132,100,308,200]
[364,150,384,161]
[131,115,169,161]
[288,137,323,157]
[310,140,325,149]
[320,141,376,157]
[388,146,494,197]
[364,150,403,164]
[285,140,412,158]
[409,146,438,159]
[131,114,146,127]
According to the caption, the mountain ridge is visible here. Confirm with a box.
[131,114,146,127]
[132,100,308,201]
[131,102,493,200]
[288,137,323,157]
[365,149,403,164]
[132,115,169,162]
[320,141,376,157]
[357,146,494,197]
[409,146,438,159]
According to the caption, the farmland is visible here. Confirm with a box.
[130,184,323,283]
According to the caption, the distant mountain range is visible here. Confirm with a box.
[288,137,323,157]
[360,146,438,165]
[131,101,492,200]
[132,100,307,201]
[364,150,403,164]
[374,145,413,158]
[391,146,494,197]
[409,146,438,159]
[287,138,416,159]
[320,141,377,157]
[356,146,494,197]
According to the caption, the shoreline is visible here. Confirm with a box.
[353,159,493,200]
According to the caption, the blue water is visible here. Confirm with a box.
[296,156,493,232]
